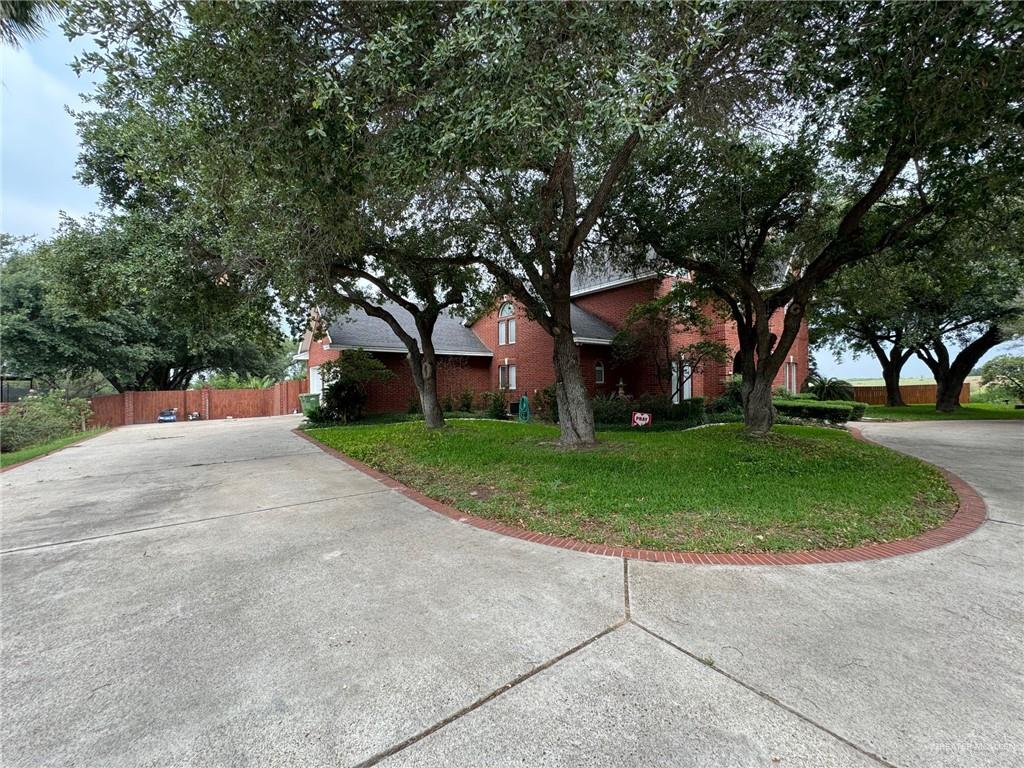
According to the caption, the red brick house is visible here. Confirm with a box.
[297,271,809,413]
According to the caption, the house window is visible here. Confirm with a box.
[498,302,515,317]
[785,360,798,394]
[499,364,517,390]
[498,317,516,345]
[595,361,605,384]
[671,361,693,404]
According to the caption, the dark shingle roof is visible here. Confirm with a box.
[570,304,616,342]
[326,303,492,356]
[570,265,658,296]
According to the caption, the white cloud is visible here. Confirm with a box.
[0,35,99,239]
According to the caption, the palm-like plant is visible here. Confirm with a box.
[1,0,61,47]
[805,374,855,402]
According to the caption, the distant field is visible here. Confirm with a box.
[848,376,984,389]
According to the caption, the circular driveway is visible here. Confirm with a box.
[2,417,1021,767]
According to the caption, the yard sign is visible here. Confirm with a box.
[631,411,652,428]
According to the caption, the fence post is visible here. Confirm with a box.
[123,391,135,425]
[202,386,211,421]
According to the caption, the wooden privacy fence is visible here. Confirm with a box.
[852,383,970,406]
[88,379,309,427]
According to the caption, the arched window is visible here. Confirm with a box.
[498,303,516,345]
[595,361,605,385]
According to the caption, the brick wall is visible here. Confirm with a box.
[305,280,812,414]
[574,279,660,328]
[312,345,493,414]
[472,299,558,398]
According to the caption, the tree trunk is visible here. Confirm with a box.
[934,378,961,413]
[552,325,596,447]
[881,360,906,407]
[918,325,1003,413]
[741,375,776,437]
[867,338,911,408]
[407,349,446,429]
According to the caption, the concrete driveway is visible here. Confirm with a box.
[1,417,1021,767]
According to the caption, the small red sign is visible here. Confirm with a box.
[631,411,652,428]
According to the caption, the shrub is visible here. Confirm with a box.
[479,391,508,420]
[459,389,476,412]
[980,355,1024,402]
[0,391,92,452]
[806,374,855,402]
[708,376,743,414]
[320,349,395,423]
[773,399,853,423]
[973,384,1018,404]
[846,401,867,421]
[592,394,630,424]
[536,385,559,423]
[441,392,455,413]
[773,386,792,399]
[669,397,705,423]
[592,393,705,425]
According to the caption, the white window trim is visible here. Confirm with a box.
[498,320,507,345]
[499,364,517,390]
[595,361,605,384]
[507,318,516,344]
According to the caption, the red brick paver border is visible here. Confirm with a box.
[293,426,987,566]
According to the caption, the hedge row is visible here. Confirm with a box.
[592,394,705,425]
[772,399,865,423]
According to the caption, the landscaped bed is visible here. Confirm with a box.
[306,420,956,553]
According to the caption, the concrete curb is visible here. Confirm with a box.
[294,426,987,566]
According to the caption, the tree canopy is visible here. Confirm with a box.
[608,1,1024,432]
[55,0,1024,435]
[0,215,285,392]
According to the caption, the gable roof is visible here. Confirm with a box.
[570,304,616,343]
[324,303,492,357]
[570,266,659,297]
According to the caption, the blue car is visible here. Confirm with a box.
[156,408,178,423]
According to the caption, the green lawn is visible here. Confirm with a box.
[307,420,955,553]
[864,402,1024,421]
[0,429,108,469]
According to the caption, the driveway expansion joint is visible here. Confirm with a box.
[352,620,629,768]
[297,427,988,567]
[622,557,632,620]
[629,620,903,768]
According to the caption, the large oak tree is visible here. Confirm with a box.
[67,0,783,446]
[610,1,1023,434]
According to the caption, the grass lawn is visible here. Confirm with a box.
[864,403,1024,421]
[307,420,955,553]
[0,429,108,469]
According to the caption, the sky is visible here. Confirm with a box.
[2,20,99,241]
[1,24,1014,381]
